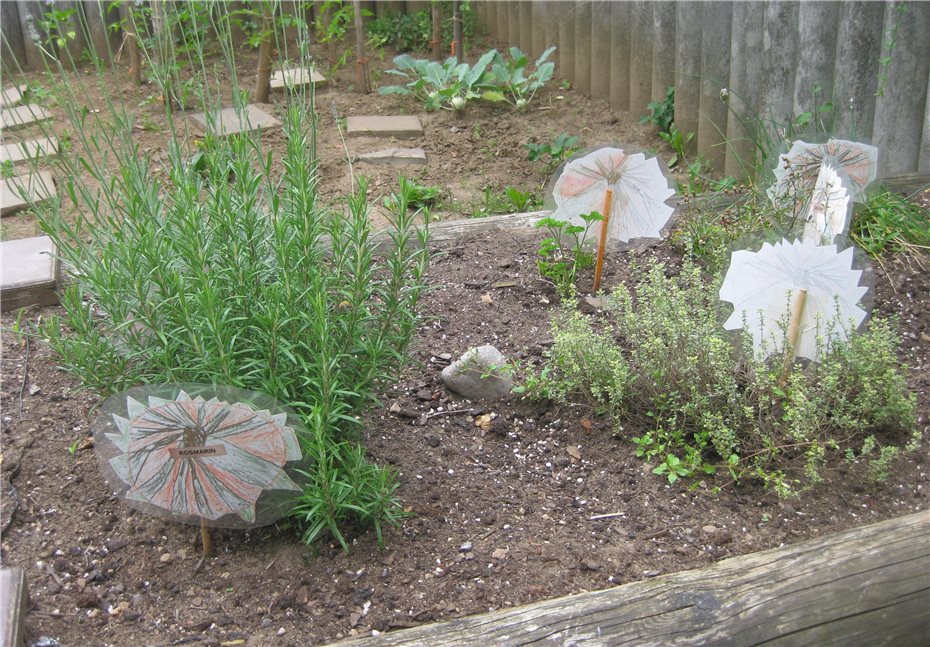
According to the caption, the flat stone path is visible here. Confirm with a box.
[189,104,281,136]
[0,137,59,165]
[270,67,326,91]
[1,170,56,216]
[0,85,27,108]
[356,147,427,166]
[0,103,52,129]
[0,568,28,647]
[347,115,423,138]
[0,235,59,312]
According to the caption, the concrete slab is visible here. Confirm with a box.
[0,235,58,312]
[347,115,423,138]
[356,147,427,166]
[0,137,59,164]
[0,103,52,129]
[270,67,327,91]
[1,170,56,216]
[188,104,281,136]
[0,84,28,108]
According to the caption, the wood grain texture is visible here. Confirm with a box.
[333,511,930,646]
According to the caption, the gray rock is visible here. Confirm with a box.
[441,345,512,401]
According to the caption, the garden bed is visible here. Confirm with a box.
[2,224,928,646]
[2,38,929,647]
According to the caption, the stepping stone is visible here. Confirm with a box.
[1,235,59,312]
[347,115,423,139]
[189,104,281,136]
[0,568,29,647]
[0,85,28,108]
[1,171,56,216]
[356,147,427,166]
[0,103,52,130]
[0,137,59,164]
[270,67,326,91]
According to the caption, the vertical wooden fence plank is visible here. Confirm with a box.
[557,1,575,87]
[698,1,731,171]
[628,0,652,117]
[651,1,675,104]
[81,0,114,66]
[543,1,559,58]
[484,1,498,44]
[589,1,611,103]
[531,0,544,58]
[519,1,533,54]
[832,1,884,142]
[609,0,631,112]
[794,1,838,127]
[1,2,26,72]
[497,0,509,45]
[761,1,799,144]
[18,1,48,70]
[920,66,930,173]
[873,1,930,176]
[574,1,592,95]
[508,0,520,47]
[675,1,702,158]
[724,1,765,178]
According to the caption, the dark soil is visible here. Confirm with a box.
[2,40,929,647]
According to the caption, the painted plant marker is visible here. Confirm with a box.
[551,147,676,246]
[94,384,304,566]
[719,238,868,362]
[801,161,853,246]
[769,138,877,207]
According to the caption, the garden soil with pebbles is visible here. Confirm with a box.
[2,47,930,647]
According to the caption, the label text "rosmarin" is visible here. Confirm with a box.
[168,446,228,459]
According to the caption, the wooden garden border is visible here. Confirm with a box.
[333,510,929,646]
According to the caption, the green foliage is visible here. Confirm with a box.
[534,212,602,296]
[34,13,428,550]
[384,178,441,211]
[504,186,542,212]
[482,46,556,110]
[524,132,580,170]
[524,261,919,496]
[366,10,431,52]
[313,0,355,45]
[379,50,497,111]
[850,189,930,258]
[659,123,694,169]
[38,5,78,51]
[640,86,675,135]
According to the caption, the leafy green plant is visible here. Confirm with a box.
[849,189,930,258]
[524,260,919,496]
[640,85,675,134]
[38,5,78,51]
[659,123,694,169]
[535,212,602,296]
[524,132,580,170]
[384,179,441,211]
[379,50,497,111]
[482,46,556,110]
[504,186,542,212]
[366,10,432,52]
[33,10,428,550]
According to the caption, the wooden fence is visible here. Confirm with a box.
[3,1,928,178]
[476,0,930,179]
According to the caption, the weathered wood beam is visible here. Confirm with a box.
[333,511,930,646]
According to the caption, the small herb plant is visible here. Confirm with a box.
[366,10,431,52]
[524,261,919,496]
[640,85,675,134]
[379,50,497,111]
[384,178,441,211]
[850,189,930,258]
[482,46,556,110]
[524,132,580,170]
[535,212,603,296]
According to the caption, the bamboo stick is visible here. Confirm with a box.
[592,189,614,293]
[780,288,808,385]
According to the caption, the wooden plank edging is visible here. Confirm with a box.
[332,511,930,646]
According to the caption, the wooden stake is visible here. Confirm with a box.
[353,0,370,93]
[254,4,274,103]
[780,288,808,386]
[431,2,443,61]
[194,520,212,574]
[592,189,614,293]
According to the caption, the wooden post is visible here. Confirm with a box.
[119,2,142,85]
[431,1,442,60]
[780,287,808,385]
[254,4,274,103]
[592,189,614,293]
[452,1,463,60]
[353,0,369,93]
